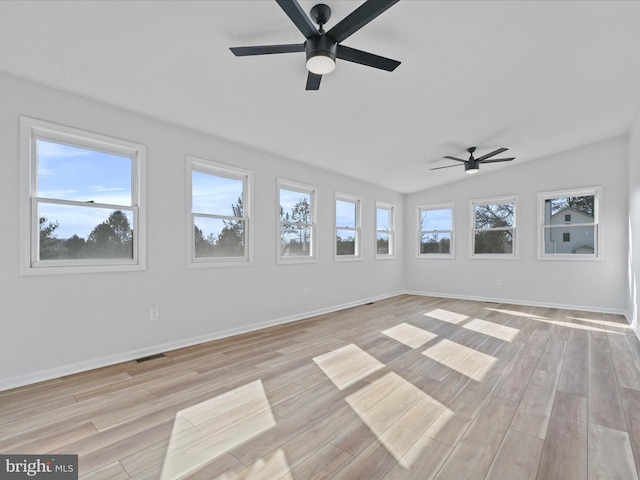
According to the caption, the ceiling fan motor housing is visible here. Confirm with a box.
[305,35,337,64]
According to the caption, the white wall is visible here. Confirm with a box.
[0,72,404,390]
[627,113,640,336]
[404,136,629,313]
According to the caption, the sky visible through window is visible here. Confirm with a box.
[336,200,356,228]
[37,140,132,238]
[192,171,243,217]
[421,208,451,231]
[377,208,390,231]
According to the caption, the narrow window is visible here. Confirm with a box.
[376,202,395,259]
[418,203,454,258]
[188,157,251,266]
[538,187,600,259]
[335,193,361,260]
[278,179,316,263]
[471,196,517,258]
[21,117,146,274]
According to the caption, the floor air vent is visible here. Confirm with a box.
[135,353,166,363]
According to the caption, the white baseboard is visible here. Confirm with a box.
[0,290,404,392]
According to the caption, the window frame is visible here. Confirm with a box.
[470,195,518,259]
[186,156,253,267]
[277,178,317,264]
[537,186,601,261]
[334,192,362,261]
[417,202,455,259]
[375,201,395,260]
[20,116,146,275]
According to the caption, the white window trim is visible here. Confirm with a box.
[334,192,362,262]
[375,201,395,260]
[20,116,147,275]
[537,186,601,261]
[277,178,317,264]
[470,195,519,259]
[417,202,455,259]
[186,156,253,268]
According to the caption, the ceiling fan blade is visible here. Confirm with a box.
[306,72,322,90]
[480,157,515,164]
[230,44,305,56]
[431,164,463,171]
[275,0,318,39]
[336,45,400,71]
[326,0,399,43]
[475,147,508,162]
[443,155,468,163]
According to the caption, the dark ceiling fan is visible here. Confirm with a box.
[229,0,401,90]
[431,147,515,175]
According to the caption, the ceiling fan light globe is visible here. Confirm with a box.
[465,168,479,175]
[306,53,336,75]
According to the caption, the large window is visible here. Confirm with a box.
[188,157,251,266]
[538,187,600,260]
[335,193,361,260]
[471,196,518,258]
[278,179,316,263]
[376,201,395,258]
[20,117,146,274]
[418,203,454,258]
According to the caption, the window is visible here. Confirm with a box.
[375,202,395,258]
[335,193,361,260]
[418,203,454,258]
[187,157,251,266]
[471,196,518,258]
[20,116,146,274]
[538,187,600,260]
[278,179,316,263]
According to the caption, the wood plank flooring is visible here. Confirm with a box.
[1,295,640,479]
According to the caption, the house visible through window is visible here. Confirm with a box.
[376,202,395,258]
[418,203,454,257]
[539,187,600,259]
[278,179,316,262]
[188,157,251,265]
[471,197,517,257]
[21,116,146,274]
[335,193,361,259]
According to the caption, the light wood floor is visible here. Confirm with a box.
[2,295,640,479]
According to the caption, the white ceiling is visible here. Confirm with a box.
[1,1,639,193]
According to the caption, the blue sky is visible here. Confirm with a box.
[421,208,451,231]
[37,140,132,238]
[39,140,391,240]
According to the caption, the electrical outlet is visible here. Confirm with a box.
[150,308,160,321]
[304,288,310,297]
[497,278,503,286]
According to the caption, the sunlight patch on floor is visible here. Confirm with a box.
[345,372,450,468]
[463,318,520,342]
[231,448,293,480]
[313,344,385,390]
[531,317,624,335]
[382,322,438,348]
[485,307,549,319]
[566,315,631,330]
[422,339,497,381]
[159,380,277,479]
[424,308,469,324]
